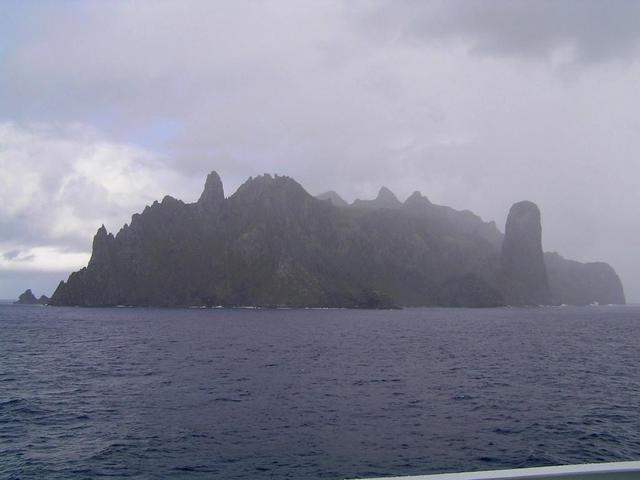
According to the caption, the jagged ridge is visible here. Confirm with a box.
[50,172,625,308]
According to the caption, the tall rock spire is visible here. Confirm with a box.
[500,201,552,305]
[197,171,224,209]
[88,225,115,269]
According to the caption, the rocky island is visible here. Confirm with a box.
[15,289,50,305]
[49,172,625,308]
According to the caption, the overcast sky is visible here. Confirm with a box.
[1,0,640,301]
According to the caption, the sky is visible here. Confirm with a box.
[1,0,640,301]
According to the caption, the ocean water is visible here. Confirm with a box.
[1,305,640,479]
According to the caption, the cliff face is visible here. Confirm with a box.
[50,172,625,308]
[545,252,626,305]
[500,201,553,306]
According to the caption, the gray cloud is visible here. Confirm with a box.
[359,0,640,64]
[1,1,640,300]
[2,250,21,261]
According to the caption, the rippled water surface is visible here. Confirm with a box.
[2,305,640,479]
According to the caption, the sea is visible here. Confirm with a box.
[1,304,639,479]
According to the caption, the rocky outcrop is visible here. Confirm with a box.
[50,172,625,308]
[14,289,49,305]
[500,201,552,306]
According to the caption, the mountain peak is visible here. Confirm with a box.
[405,190,431,207]
[316,190,348,207]
[93,225,112,241]
[198,171,224,209]
[89,224,115,269]
[374,186,402,208]
[352,186,402,209]
[234,174,305,196]
[376,186,397,201]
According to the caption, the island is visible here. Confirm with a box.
[14,289,50,305]
[49,171,625,308]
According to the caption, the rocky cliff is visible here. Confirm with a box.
[545,252,625,305]
[500,201,552,306]
[50,172,625,308]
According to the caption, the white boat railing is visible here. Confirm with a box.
[350,460,640,480]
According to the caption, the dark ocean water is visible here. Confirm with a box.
[1,305,640,479]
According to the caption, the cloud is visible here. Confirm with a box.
[2,250,21,261]
[358,0,640,65]
[0,122,198,271]
[0,246,88,272]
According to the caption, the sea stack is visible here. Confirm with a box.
[501,201,552,306]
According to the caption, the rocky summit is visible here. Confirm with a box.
[50,171,625,308]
